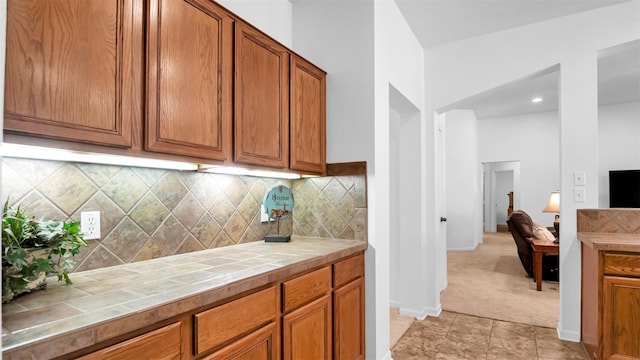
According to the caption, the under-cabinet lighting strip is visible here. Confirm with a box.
[0,143,307,179]
[0,143,198,171]
[197,165,302,179]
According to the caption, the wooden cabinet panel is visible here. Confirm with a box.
[283,294,332,360]
[604,253,640,277]
[282,266,331,313]
[146,0,232,160]
[334,254,365,288]
[4,0,135,147]
[194,286,277,355]
[334,277,365,360]
[203,322,277,360]
[581,243,600,359]
[234,21,289,169]
[602,276,640,360]
[290,55,326,174]
[78,322,182,360]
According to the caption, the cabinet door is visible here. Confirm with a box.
[334,277,365,360]
[203,322,277,360]
[282,294,332,360]
[78,322,182,360]
[234,21,289,169]
[4,0,135,147]
[146,0,233,160]
[602,276,640,360]
[290,55,326,175]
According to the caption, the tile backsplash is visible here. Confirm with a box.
[1,158,367,272]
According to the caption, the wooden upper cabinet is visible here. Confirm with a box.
[4,0,135,147]
[145,0,233,161]
[234,21,290,169]
[290,55,326,175]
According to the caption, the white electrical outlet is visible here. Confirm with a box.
[81,211,101,240]
[260,205,270,223]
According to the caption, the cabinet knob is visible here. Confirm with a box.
[440,217,447,222]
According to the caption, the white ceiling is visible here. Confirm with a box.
[395,0,640,119]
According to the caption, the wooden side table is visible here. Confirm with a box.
[531,238,560,291]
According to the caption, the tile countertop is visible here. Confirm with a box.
[2,236,368,358]
[577,232,640,253]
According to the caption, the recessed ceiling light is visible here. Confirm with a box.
[531,97,543,103]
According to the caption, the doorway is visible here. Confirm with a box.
[482,161,520,232]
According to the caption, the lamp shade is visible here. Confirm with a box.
[543,191,560,213]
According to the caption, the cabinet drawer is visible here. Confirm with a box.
[333,253,364,288]
[79,322,182,360]
[603,253,640,277]
[194,286,277,355]
[282,266,331,313]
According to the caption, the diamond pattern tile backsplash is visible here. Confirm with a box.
[2,158,367,272]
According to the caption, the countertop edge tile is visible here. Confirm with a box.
[577,232,640,252]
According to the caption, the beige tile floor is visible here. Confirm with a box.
[391,307,415,347]
[392,311,588,360]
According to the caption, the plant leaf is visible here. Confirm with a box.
[5,248,28,270]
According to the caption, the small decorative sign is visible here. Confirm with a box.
[263,185,294,242]
[263,185,294,221]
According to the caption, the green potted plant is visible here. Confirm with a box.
[2,200,88,303]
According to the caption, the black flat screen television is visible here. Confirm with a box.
[609,170,640,208]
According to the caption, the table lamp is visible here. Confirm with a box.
[543,190,560,241]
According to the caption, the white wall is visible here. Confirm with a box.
[427,0,640,340]
[295,2,429,358]
[445,109,482,250]
[292,2,375,166]
[389,88,422,314]
[598,102,640,207]
[292,2,386,358]
[217,0,292,48]
[478,101,640,217]
[478,111,560,226]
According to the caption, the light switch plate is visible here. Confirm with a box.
[574,187,586,202]
[260,205,269,223]
[574,171,586,186]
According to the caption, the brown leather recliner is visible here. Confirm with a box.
[507,210,559,281]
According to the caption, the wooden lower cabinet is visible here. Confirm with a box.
[333,254,365,360]
[79,322,183,360]
[582,246,640,360]
[61,253,366,360]
[203,323,278,360]
[602,276,640,359]
[282,294,332,360]
[334,277,365,360]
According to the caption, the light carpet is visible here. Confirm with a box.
[440,232,559,328]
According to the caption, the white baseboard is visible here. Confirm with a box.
[399,303,442,320]
[382,350,392,360]
[557,326,580,342]
[441,280,448,292]
[447,244,479,251]
[389,300,400,308]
